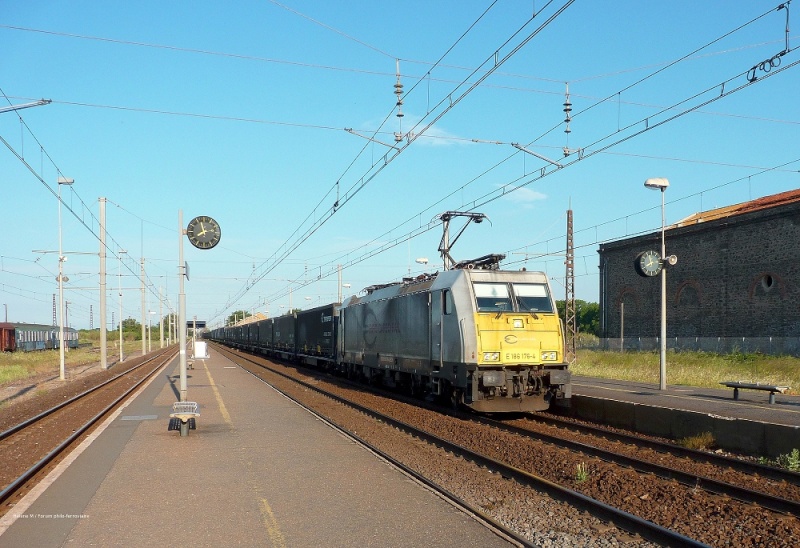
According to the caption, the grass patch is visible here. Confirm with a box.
[0,341,142,385]
[573,349,800,394]
[0,364,31,385]
[677,432,716,451]
[575,462,589,483]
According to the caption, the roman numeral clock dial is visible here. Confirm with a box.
[635,249,662,277]
[186,216,221,250]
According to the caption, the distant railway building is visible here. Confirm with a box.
[598,189,800,355]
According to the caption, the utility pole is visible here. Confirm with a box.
[159,286,164,348]
[141,258,146,356]
[99,197,108,369]
[178,211,187,401]
[565,208,577,366]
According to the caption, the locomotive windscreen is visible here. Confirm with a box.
[513,283,554,313]
[474,283,512,312]
[473,282,553,313]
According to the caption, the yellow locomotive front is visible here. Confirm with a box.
[467,272,571,412]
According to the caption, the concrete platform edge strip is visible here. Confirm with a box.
[570,395,800,458]
[0,360,173,536]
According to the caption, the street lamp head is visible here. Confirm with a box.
[57,176,75,186]
[644,177,669,191]
[415,257,429,265]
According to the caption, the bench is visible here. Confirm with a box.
[168,401,200,436]
[719,381,790,404]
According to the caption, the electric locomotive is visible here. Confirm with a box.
[339,254,570,412]
[210,254,571,413]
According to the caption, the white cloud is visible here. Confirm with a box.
[357,113,471,148]
[497,185,547,208]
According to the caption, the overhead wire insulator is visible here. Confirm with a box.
[395,59,404,118]
[394,59,405,142]
[563,82,572,134]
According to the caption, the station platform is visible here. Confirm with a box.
[569,376,800,457]
[0,349,512,547]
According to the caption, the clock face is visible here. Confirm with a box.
[636,250,662,277]
[186,216,221,250]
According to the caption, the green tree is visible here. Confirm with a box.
[121,317,143,340]
[121,317,141,332]
[556,300,600,336]
[227,310,252,325]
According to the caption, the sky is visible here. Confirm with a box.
[1,0,799,330]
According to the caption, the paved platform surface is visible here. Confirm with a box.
[0,349,512,548]
[572,376,800,427]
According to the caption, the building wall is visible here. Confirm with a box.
[598,201,800,351]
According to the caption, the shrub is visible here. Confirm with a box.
[678,432,716,451]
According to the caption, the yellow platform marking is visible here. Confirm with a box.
[202,360,232,425]
[259,498,287,547]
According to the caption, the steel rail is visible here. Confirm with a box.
[219,342,800,516]
[479,415,800,517]
[223,346,535,548]
[216,344,708,548]
[0,347,175,441]
[0,349,177,507]
[536,412,800,485]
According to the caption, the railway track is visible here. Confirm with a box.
[535,412,800,484]
[318,365,800,513]
[216,344,711,546]
[0,348,176,516]
[497,413,800,513]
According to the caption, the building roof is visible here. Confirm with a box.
[675,188,800,227]
[237,312,268,326]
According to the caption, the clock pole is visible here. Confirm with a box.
[658,187,667,391]
[178,209,188,401]
[645,177,670,391]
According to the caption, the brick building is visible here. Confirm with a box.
[598,189,800,355]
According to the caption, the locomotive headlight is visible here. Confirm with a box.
[483,352,500,362]
[541,351,557,361]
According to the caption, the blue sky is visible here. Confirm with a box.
[1,0,799,330]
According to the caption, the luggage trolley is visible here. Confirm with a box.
[169,401,200,437]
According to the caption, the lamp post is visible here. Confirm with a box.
[336,264,350,304]
[644,177,669,390]
[57,176,74,380]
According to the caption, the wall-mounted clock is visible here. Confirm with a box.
[186,216,221,250]
[635,250,662,277]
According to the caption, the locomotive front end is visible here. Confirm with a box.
[467,272,571,412]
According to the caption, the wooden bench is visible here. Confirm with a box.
[719,381,790,404]
[168,401,200,436]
